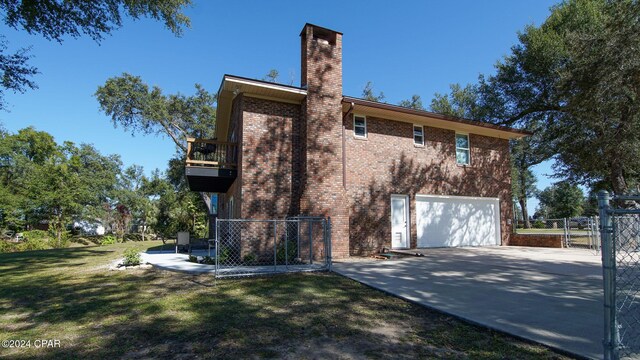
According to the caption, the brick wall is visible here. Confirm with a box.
[238,96,301,219]
[511,234,564,248]
[345,114,513,255]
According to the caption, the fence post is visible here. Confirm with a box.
[215,218,219,278]
[296,219,301,259]
[598,190,617,360]
[285,221,288,269]
[273,220,277,272]
[309,220,313,265]
[327,217,332,272]
[563,218,569,248]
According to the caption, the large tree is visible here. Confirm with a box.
[361,81,385,102]
[536,181,584,219]
[398,94,425,110]
[96,73,216,153]
[431,0,640,218]
[549,0,640,194]
[431,83,485,120]
[95,73,216,216]
[474,0,640,194]
[0,127,121,244]
[0,0,192,109]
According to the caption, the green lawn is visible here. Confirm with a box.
[0,242,571,359]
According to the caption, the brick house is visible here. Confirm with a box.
[185,24,527,258]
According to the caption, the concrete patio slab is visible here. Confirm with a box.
[333,246,603,359]
[141,251,328,277]
[142,252,217,274]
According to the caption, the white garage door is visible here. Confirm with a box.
[416,195,501,248]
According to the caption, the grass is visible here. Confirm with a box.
[0,242,571,359]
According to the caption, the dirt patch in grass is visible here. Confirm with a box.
[0,242,572,359]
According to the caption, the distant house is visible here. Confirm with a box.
[185,24,527,257]
[73,221,105,236]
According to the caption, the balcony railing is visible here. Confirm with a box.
[186,138,237,168]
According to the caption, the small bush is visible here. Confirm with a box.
[124,233,143,241]
[16,230,51,250]
[243,253,257,265]
[122,248,141,266]
[276,239,298,264]
[218,247,230,264]
[23,230,48,240]
[188,255,198,263]
[100,235,116,246]
[533,220,545,229]
[202,256,215,265]
[0,240,15,253]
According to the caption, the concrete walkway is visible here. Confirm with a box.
[333,246,603,359]
[141,251,328,277]
[141,251,217,274]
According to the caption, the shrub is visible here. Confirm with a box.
[276,239,298,264]
[0,240,15,253]
[100,235,116,246]
[18,230,52,251]
[122,248,141,266]
[533,220,545,229]
[202,256,215,265]
[243,253,257,265]
[124,233,143,241]
[217,247,230,264]
[188,255,198,263]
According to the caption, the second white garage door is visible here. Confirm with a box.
[416,195,501,248]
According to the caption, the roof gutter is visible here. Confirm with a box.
[341,102,355,189]
[342,96,531,138]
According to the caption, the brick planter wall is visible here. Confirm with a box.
[511,234,564,248]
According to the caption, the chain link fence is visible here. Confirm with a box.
[567,216,601,251]
[515,218,567,233]
[599,192,640,360]
[214,217,331,278]
[515,217,601,251]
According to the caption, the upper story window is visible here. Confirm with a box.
[413,125,424,146]
[354,115,367,138]
[455,133,470,165]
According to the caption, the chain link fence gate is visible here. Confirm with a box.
[214,217,332,278]
[566,216,601,252]
[598,191,640,360]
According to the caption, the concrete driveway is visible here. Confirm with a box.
[333,246,603,359]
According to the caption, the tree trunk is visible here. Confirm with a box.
[199,192,211,214]
[610,161,628,195]
[519,197,531,229]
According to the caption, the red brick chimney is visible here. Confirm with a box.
[299,24,349,258]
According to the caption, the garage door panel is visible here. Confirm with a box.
[416,195,500,248]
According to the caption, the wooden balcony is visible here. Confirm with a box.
[185,138,238,193]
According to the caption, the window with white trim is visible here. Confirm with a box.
[455,133,470,165]
[354,115,367,138]
[413,125,424,146]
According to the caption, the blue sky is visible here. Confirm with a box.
[1,0,559,213]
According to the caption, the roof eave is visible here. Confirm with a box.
[342,96,530,139]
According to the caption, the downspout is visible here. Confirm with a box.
[342,102,355,189]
